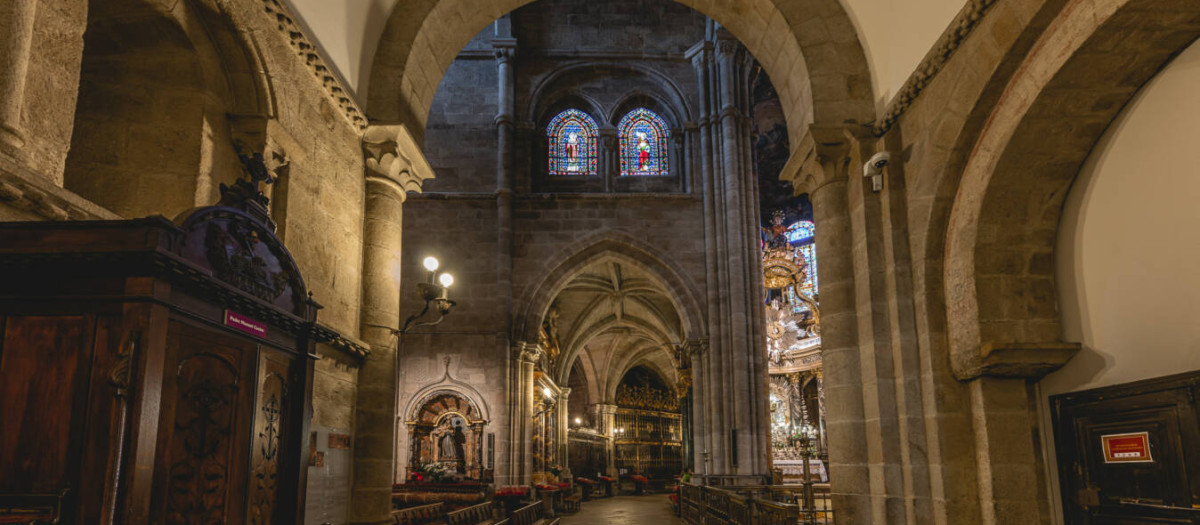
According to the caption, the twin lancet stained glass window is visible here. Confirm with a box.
[547,107,670,177]
[617,108,670,176]
[547,109,598,176]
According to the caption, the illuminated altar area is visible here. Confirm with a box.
[762,215,828,483]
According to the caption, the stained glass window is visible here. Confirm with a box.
[547,109,598,176]
[617,108,670,176]
[786,221,818,297]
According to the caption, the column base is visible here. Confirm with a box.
[0,125,25,162]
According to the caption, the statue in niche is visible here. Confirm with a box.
[432,416,467,473]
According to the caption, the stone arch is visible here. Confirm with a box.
[534,93,606,130]
[524,62,693,127]
[402,363,493,424]
[942,0,1200,379]
[63,0,275,219]
[513,230,706,351]
[367,0,874,146]
[606,348,679,403]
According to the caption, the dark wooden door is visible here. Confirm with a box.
[153,320,258,525]
[1053,372,1200,524]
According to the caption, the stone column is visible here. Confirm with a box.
[0,0,37,157]
[351,125,433,525]
[599,128,617,190]
[594,403,618,475]
[788,126,872,524]
[712,33,771,477]
[556,387,571,471]
[507,344,539,485]
[686,41,716,475]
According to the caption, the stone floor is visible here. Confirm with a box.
[560,495,682,524]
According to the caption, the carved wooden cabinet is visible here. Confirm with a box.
[0,181,318,525]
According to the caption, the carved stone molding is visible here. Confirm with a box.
[256,0,367,130]
[0,156,119,220]
[874,0,999,135]
[362,124,436,197]
[955,341,1081,381]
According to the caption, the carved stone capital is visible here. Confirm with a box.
[514,342,543,365]
[685,41,712,70]
[714,35,740,61]
[363,124,435,198]
[493,43,517,63]
[684,339,709,357]
[782,124,870,195]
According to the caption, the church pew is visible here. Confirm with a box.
[446,501,498,525]
[392,502,446,525]
[495,501,560,525]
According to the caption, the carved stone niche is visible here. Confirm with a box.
[407,392,488,480]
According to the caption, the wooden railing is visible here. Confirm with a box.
[679,483,834,524]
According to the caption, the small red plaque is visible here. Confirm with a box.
[224,310,267,338]
[1102,432,1153,463]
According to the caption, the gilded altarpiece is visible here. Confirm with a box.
[407,393,487,480]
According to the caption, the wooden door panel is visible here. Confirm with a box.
[1054,373,1200,525]
[0,315,94,495]
[246,349,291,525]
[154,320,256,525]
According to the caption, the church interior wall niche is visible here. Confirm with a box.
[613,366,683,480]
[406,392,488,481]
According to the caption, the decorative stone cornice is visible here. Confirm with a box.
[954,341,1081,381]
[0,155,119,220]
[257,0,367,130]
[362,124,435,197]
[874,0,999,135]
[311,322,371,362]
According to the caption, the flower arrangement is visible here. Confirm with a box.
[411,461,454,483]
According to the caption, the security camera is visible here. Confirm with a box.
[862,151,891,192]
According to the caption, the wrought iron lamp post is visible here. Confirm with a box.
[395,256,456,335]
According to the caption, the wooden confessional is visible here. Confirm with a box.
[1053,371,1200,524]
[0,171,321,524]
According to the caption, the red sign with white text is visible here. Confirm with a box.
[1101,432,1153,463]
[224,310,267,339]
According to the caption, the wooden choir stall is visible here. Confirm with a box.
[0,168,327,524]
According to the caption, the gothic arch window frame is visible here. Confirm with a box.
[546,108,600,177]
[617,107,671,177]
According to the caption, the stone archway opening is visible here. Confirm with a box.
[63,0,271,219]
[367,0,875,146]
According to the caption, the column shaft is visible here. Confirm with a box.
[350,178,405,525]
[0,0,38,154]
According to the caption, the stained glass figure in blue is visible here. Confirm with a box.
[547,109,598,176]
[617,108,670,176]
[786,221,818,296]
